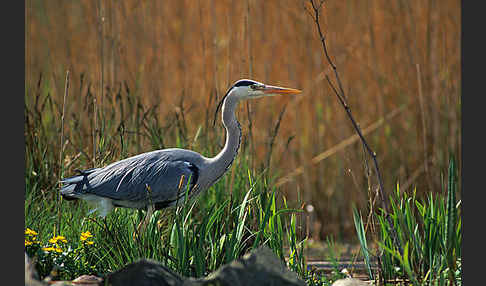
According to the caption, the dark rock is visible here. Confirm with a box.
[106,259,184,286]
[188,246,306,286]
[105,246,305,286]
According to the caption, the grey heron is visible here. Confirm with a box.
[60,79,301,217]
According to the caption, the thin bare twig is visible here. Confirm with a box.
[306,0,402,257]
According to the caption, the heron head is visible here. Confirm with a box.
[213,79,301,126]
[229,79,301,99]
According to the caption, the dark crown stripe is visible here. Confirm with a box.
[233,80,257,87]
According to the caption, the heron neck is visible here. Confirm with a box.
[209,96,241,182]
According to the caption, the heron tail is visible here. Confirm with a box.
[59,168,101,200]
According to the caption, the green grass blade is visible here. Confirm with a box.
[352,206,374,280]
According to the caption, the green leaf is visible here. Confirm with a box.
[352,206,373,280]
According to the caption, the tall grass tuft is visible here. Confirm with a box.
[364,157,462,285]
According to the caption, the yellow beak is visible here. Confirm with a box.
[262,85,302,95]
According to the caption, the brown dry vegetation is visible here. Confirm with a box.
[25,0,460,240]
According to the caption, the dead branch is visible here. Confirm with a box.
[305,0,403,258]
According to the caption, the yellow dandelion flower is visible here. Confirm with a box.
[82,231,93,238]
[80,231,93,241]
[43,246,62,253]
[25,240,33,246]
[25,228,38,236]
[86,241,94,245]
[49,235,67,244]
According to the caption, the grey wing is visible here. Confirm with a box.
[60,152,199,207]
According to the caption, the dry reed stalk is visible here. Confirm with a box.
[428,0,441,179]
[401,156,435,194]
[96,0,105,167]
[64,151,82,171]
[275,104,407,187]
[93,93,98,167]
[416,63,433,191]
[265,104,288,175]
[56,70,70,235]
[245,0,255,172]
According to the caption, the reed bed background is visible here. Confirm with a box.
[25,0,460,241]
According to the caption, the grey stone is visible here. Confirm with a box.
[189,246,306,286]
[331,278,371,286]
[106,259,184,286]
[72,275,104,285]
[105,246,305,286]
[25,253,46,286]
